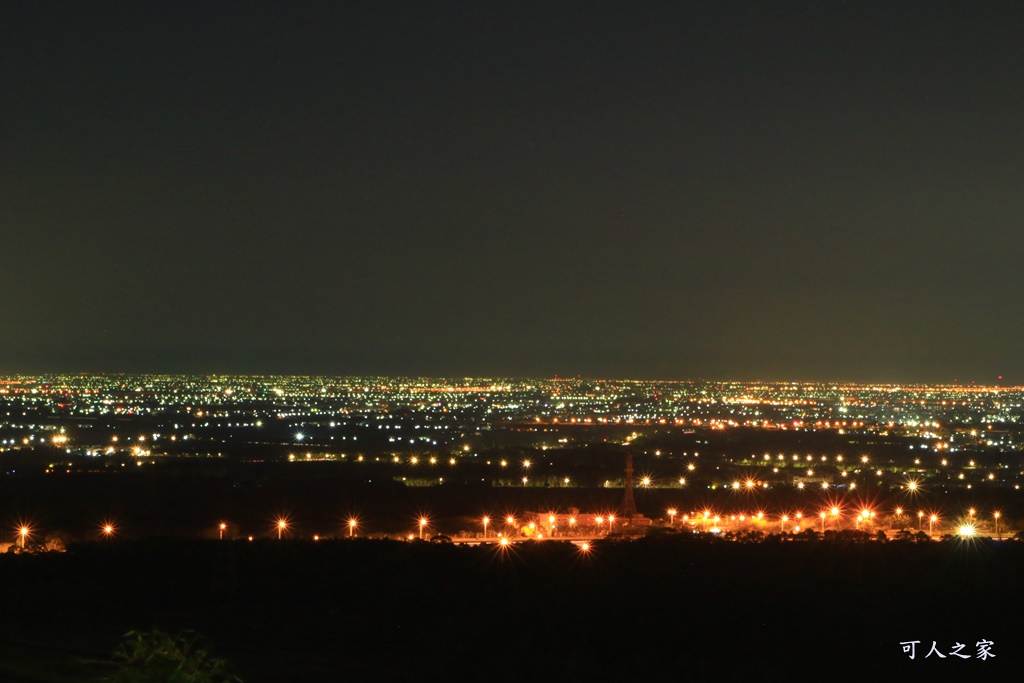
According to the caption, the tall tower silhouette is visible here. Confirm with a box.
[622,450,638,518]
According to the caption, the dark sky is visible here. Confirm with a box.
[3,2,1023,382]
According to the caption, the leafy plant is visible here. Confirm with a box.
[108,629,241,683]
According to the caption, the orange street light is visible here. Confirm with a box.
[219,522,227,540]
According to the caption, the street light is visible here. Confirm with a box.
[820,512,826,533]
[419,517,428,540]
[918,511,924,530]
[929,514,938,536]
[994,511,1001,540]
[667,508,677,527]
[608,515,615,535]
[780,515,788,533]
[219,522,227,540]
[18,526,29,548]
[856,510,869,530]
[482,516,490,539]
[348,518,357,537]
[102,523,115,538]
[277,519,287,540]
[548,515,556,537]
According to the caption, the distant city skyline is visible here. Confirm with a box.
[4,3,1023,382]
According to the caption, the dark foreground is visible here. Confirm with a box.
[1,535,1021,683]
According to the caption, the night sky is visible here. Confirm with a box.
[3,3,1023,382]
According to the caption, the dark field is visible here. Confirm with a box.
[1,534,1021,683]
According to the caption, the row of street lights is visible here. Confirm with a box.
[9,505,1008,544]
[662,505,1004,537]
[476,514,619,538]
[9,522,116,547]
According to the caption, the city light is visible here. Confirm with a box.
[0,374,1020,547]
